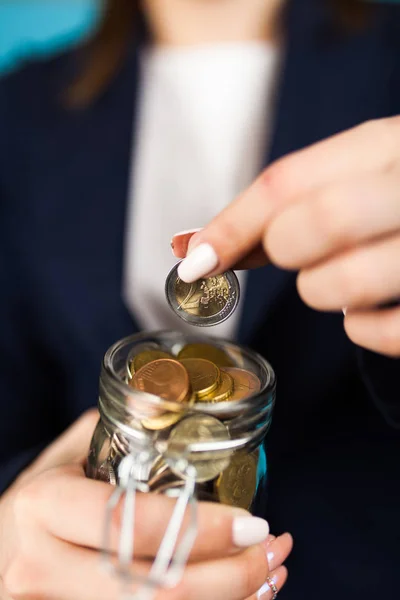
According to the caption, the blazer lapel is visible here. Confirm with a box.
[238,0,394,344]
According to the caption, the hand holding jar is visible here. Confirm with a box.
[0,410,292,600]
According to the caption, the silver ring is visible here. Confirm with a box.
[265,576,278,600]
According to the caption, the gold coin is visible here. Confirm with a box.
[151,471,185,494]
[148,462,173,490]
[180,358,220,399]
[149,454,167,477]
[155,482,186,497]
[141,390,195,430]
[166,414,231,483]
[216,452,257,509]
[178,343,235,367]
[129,349,173,377]
[198,370,233,403]
[176,275,231,318]
[222,368,261,400]
[131,358,190,403]
[141,411,182,431]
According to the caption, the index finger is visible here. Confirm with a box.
[177,118,397,280]
[26,465,270,561]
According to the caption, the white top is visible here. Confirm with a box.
[123,42,279,340]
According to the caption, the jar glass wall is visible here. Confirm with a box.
[87,331,276,513]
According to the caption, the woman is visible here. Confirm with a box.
[0,0,399,599]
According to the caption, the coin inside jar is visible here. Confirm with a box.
[222,367,261,400]
[125,342,165,379]
[198,369,233,403]
[131,358,190,403]
[215,451,258,509]
[141,393,195,430]
[141,411,182,431]
[180,358,220,399]
[165,263,240,326]
[164,414,231,482]
[97,461,117,486]
[178,343,235,367]
[128,348,173,378]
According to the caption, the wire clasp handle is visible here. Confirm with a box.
[101,452,198,600]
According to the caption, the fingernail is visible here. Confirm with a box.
[172,227,203,238]
[257,573,278,599]
[267,548,275,566]
[170,228,203,258]
[342,306,347,316]
[232,516,269,547]
[266,534,276,546]
[177,243,219,283]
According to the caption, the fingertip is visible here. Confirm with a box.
[279,564,289,583]
[170,228,203,258]
[271,565,289,590]
[281,532,294,548]
[256,565,288,599]
[266,534,277,545]
[177,242,219,283]
[232,516,270,548]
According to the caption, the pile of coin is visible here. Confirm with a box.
[102,342,262,509]
[126,342,261,430]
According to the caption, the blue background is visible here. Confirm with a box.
[0,1,100,75]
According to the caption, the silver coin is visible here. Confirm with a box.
[163,415,231,483]
[165,263,240,327]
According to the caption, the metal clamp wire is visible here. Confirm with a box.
[102,454,198,600]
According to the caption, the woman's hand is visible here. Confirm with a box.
[0,410,292,600]
[173,117,400,358]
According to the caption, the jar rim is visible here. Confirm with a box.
[102,330,276,417]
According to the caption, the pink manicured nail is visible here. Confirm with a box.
[177,243,219,283]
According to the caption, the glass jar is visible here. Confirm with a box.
[87,331,276,595]
[87,330,276,513]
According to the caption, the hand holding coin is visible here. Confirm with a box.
[171,119,400,358]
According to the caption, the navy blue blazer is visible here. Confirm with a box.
[1,1,399,598]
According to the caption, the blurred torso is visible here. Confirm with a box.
[1,1,400,598]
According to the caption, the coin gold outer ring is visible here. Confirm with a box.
[141,411,182,431]
[180,358,220,399]
[177,343,235,367]
[221,367,261,401]
[140,393,195,430]
[197,370,233,403]
[131,358,190,403]
[125,342,166,378]
[129,349,174,377]
[165,263,240,327]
